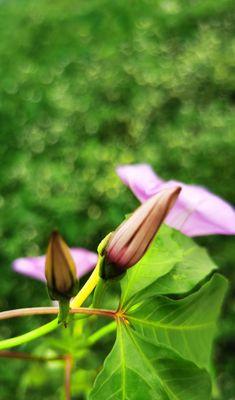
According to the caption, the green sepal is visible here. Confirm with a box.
[99,258,126,280]
[47,279,79,302]
[97,232,113,256]
[97,232,126,280]
[47,280,79,327]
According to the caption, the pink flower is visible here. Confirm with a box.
[116,164,235,237]
[13,248,97,282]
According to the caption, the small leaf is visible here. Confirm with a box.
[146,228,218,296]
[89,322,211,400]
[93,278,120,310]
[122,226,218,308]
[127,274,228,370]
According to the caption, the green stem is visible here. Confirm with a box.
[0,307,116,350]
[87,321,116,346]
[0,319,58,351]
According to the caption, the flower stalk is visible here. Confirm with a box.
[0,307,116,321]
[70,233,112,308]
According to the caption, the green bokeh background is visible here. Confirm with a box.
[0,0,234,398]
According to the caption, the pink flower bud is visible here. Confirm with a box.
[101,187,181,279]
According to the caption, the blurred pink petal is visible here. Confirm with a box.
[117,164,235,237]
[13,248,97,282]
[117,164,163,203]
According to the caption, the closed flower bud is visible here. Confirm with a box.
[45,231,79,300]
[100,187,181,279]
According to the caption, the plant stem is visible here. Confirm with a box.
[70,262,100,308]
[0,349,73,400]
[87,321,116,346]
[64,354,73,400]
[0,307,59,320]
[0,350,65,362]
[0,260,102,350]
[0,306,116,350]
[0,319,58,351]
[0,307,116,321]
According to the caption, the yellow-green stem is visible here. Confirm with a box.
[70,263,100,308]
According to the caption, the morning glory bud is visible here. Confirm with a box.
[100,187,181,279]
[45,231,79,325]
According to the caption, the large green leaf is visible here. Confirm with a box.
[122,226,217,308]
[120,226,183,308]
[127,274,228,370]
[89,322,211,400]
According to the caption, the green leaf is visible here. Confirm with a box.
[89,322,211,400]
[93,278,120,310]
[127,274,228,370]
[148,229,218,296]
[120,226,183,308]
[122,226,218,307]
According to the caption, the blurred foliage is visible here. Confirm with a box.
[0,0,234,398]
